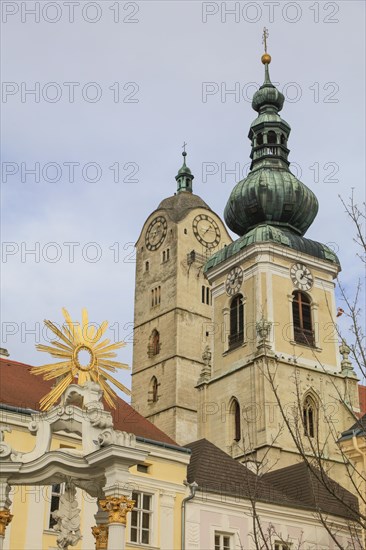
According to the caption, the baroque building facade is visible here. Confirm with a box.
[131,52,361,491]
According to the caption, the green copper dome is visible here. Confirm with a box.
[224,59,319,237]
[204,224,340,273]
[176,151,194,193]
[252,64,285,113]
[224,167,318,237]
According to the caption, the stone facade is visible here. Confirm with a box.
[200,240,360,487]
[131,189,232,444]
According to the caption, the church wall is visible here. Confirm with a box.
[200,350,359,486]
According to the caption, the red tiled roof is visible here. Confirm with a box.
[0,357,176,446]
[358,385,366,416]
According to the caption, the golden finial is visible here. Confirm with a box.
[261,27,271,65]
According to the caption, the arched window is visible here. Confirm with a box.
[148,376,159,403]
[267,131,277,144]
[280,133,286,145]
[256,132,263,146]
[292,291,314,347]
[148,329,160,357]
[145,261,149,272]
[230,398,241,442]
[303,395,316,438]
[229,295,244,349]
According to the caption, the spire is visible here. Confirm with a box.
[261,26,271,66]
[224,29,319,238]
[252,28,284,114]
[176,142,194,193]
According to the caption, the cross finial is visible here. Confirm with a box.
[182,141,187,157]
[262,27,269,53]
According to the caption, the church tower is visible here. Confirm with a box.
[198,45,360,478]
[131,151,232,444]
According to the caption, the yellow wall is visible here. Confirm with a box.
[1,408,189,550]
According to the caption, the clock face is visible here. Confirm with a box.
[290,263,314,291]
[225,266,243,296]
[145,216,167,251]
[192,214,221,249]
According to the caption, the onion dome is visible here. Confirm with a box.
[252,60,285,113]
[224,51,318,237]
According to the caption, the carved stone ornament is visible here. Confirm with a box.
[256,318,272,351]
[339,339,357,377]
[0,509,13,538]
[52,480,81,549]
[99,496,135,525]
[198,346,212,384]
[0,426,12,459]
[91,524,109,550]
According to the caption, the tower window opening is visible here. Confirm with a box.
[229,294,244,349]
[184,228,188,235]
[162,248,170,263]
[151,286,161,307]
[292,291,314,346]
[145,261,149,272]
[148,376,160,403]
[281,133,286,145]
[268,131,277,144]
[257,133,263,145]
[303,395,316,438]
[202,285,211,305]
[148,329,160,357]
[230,398,241,442]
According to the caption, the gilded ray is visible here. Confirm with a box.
[31,308,130,410]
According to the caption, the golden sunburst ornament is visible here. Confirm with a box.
[31,308,130,410]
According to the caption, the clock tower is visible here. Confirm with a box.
[198,50,360,480]
[131,152,232,444]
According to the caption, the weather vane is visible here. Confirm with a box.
[261,27,271,65]
[262,27,269,53]
[31,308,131,410]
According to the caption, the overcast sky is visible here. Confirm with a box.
[1,0,365,394]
